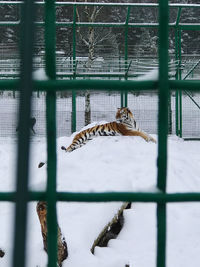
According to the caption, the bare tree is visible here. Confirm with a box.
[76,0,117,125]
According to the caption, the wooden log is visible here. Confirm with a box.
[36,201,68,267]
[0,249,5,258]
[91,202,131,254]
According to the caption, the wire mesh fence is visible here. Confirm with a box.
[182,92,200,137]
[0,90,200,138]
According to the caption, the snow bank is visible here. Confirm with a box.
[0,134,200,267]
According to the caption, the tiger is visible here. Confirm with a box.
[61,107,156,153]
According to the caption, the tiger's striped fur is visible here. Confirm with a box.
[61,107,156,153]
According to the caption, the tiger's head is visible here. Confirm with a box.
[115,107,135,126]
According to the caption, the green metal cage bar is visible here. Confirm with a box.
[45,0,58,265]
[157,1,169,265]
[0,1,199,267]
[1,79,200,91]
[2,191,200,203]
[121,6,131,107]
[71,5,77,132]
[12,0,35,266]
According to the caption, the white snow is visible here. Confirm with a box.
[0,132,200,267]
[136,68,158,81]
[32,68,48,80]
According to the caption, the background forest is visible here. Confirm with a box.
[0,0,200,60]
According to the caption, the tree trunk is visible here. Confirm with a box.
[91,202,131,254]
[36,201,68,267]
[84,26,95,126]
[88,27,95,63]
[85,91,91,126]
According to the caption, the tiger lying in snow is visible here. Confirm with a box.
[61,107,156,152]
[38,107,156,168]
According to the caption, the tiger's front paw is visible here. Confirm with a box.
[149,136,156,143]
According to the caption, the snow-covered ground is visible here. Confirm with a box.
[0,131,200,267]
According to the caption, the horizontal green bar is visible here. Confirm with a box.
[0,192,16,201]
[184,138,200,141]
[57,73,138,78]
[0,79,158,91]
[0,80,19,89]
[35,21,73,26]
[2,21,200,30]
[55,3,200,8]
[36,79,200,91]
[1,79,200,91]
[179,24,200,30]
[0,21,20,26]
[76,22,176,28]
[0,21,176,28]
[0,192,46,201]
[1,1,200,8]
[1,192,200,203]
[170,80,200,90]
[56,192,200,203]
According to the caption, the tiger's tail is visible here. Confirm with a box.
[38,162,45,168]
[61,145,75,152]
[61,124,103,152]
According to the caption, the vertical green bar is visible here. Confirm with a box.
[157,1,169,267]
[179,90,182,137]
[168,96,172,134]
[13,0,35,266]
[157,0,169,190]
[175,28,182,138]
[72,5,76,66]
[45,0,56,78]
[178,30,183,138]
[121,93,124,107]
[124,7,130,71]
[124,90,128,107]
[72,90,76,133]
[46,91,57,267]
[175,8,182,137]
[119,55,124,107]
[45,0,57,266]
[72,5,77,132]
[175,90,179,136]
[124,6,131,107]
[175,29,179,136]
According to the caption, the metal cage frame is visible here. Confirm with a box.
[0,1,200,267]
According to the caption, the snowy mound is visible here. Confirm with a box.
[1,135,200,267]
